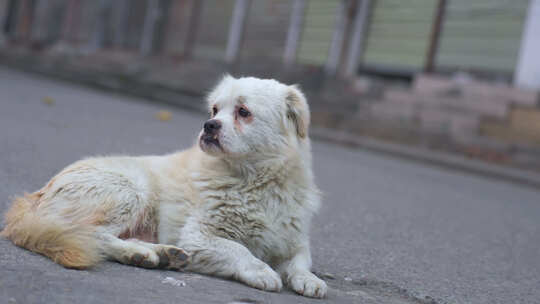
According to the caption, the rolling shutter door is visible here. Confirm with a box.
[196,0,235,60]
[435,0,529,73]
[297,0,340,65]
[241,0,292,63]
[362,0,436,72]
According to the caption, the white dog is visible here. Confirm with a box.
[2,76,327,298]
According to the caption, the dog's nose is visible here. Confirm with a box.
[204,119,221,134]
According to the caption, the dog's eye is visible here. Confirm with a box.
[212,106,218,117]
[238,107,250,118]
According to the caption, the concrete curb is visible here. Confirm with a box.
[2,56,540,190]
[0,52,207,112]
[311,127,540,190]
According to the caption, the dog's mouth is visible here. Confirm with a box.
[200,133,222,151]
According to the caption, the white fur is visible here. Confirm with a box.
[2,76,327,298]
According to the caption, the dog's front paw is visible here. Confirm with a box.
[155,245,189,270]
[238,263,283,292]
[289,272,327,298]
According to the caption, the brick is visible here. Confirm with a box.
[480,109,540,145]
[505,88,538,107]
[462,82,506,99]
[384,89,420,105]
[418,95,451,107]
[457,97,508,119]
[419,107,480,140]
[480,121,514,143]
[419,107,451,134]
[449,115,480,143]
[415,75,539,107]
[509,108,540,142]
[462,82,539,107]
[310,110,345,129]
[413,74,455,95]
[386,90,508,118]
[417,95,508,119]
[370,101,416,122]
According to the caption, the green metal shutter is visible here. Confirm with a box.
[435,0,529,73]
[125,0,147,49]
[163,0,193,56]
[362,0,437,71]
[241,0,292,63]
[297,0,340,65]
[196,0,235,60]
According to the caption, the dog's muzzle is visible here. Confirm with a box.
[201,119,222,148]
[203,119,221,135]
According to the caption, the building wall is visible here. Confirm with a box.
[124,0,147,50]
[0,0,8,34]
[515,0,540,90]
[1,0,536,86]
[31,0,66,45]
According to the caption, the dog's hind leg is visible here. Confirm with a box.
[99,233,158,268]
[99,233,189,270]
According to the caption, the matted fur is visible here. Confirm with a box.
[1,76,327,298]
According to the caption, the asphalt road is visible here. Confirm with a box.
[1,67,539,304]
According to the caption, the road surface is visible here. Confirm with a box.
[1,67,539,304]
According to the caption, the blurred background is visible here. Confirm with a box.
[1,0,539,172]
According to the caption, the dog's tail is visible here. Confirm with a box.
[1,193,103,269]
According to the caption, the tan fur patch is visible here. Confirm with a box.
[286,90,308,138]
[2,194,102,269]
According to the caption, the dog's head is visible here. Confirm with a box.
[199,75,310,159]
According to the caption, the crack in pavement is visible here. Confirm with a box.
[317,272,444,304]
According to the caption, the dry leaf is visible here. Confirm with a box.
[155,110,172,121]
[42,97,55,106]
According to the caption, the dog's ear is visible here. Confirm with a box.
[286,85,310,139]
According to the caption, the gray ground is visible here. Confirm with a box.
[0,67,539,304]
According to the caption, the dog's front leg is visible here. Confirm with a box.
[178,221,282,292]
[279,245,327,298]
